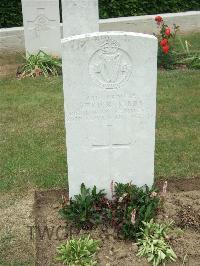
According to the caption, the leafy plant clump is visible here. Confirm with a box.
[61,182,160,241]
[108,182,160,240]
[137,219,177,266]
[16,50,62,78]
[60,183,107,229]
[175,39,200,69]
[56,235,100,266]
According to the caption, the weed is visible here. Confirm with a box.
[56,235,100,266]
[17,50,62,78]
[137,219,177,266]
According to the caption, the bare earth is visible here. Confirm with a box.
[0,178,200,265]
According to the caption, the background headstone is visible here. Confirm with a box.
[62,32,157,198]
[22,0,61,56]
[61,0,99,37]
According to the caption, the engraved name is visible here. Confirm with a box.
[67,93,144,121]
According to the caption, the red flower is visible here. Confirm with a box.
[155,16,163,24]
[160,38,168,47]
[165,27,171,36]
[162,45,170,54]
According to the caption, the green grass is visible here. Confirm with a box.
[155,70,200,179]
[0,77,67,192]
[175,32,200,54]
[0,70,199,193]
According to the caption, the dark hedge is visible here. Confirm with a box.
[99,0,200,19]
[0,0,23,28]
[0,0,200,28]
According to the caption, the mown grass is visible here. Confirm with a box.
[175,32,200,54]
[0,77,67,192]
[0,69,199,193]
[155,70,200,179]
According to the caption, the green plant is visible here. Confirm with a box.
[99,0,200,19]
[60,182,160,240]
[60,183,107,229]
[56,235,100,266]
[137,219,177,266]
[155,16,179,69]
[17,50,62,78]
[109,183,160,240]
[174,39,200,69]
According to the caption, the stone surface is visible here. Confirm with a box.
[61,0,99,37]
[100,11,200,34]
[62,32,157,198]
[21,0,61,55]
[1,11,200,54]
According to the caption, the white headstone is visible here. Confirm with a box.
[62,32,157,198]
[22,0,61,56]
[61,0,99,37]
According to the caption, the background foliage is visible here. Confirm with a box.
[0,0,200,28]
[99,0,200,19]
[0,0,23,28]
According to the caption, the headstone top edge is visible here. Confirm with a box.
[22,0,56,2]
[61,31,157,45]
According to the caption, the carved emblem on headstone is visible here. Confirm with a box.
[89,37,132,89]
[28,8,55,37]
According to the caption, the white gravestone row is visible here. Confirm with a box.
[21,0,99,55]
[62,0,99,37]
[62,32,157,198]
[21,0,61,55]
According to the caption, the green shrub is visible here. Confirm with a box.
[110,182,160,240]
[56,235,100,266]
[61,182,160,241]
[0,0,23,28]
[137,219,177,266]
[60,183,107,229]
[155,15,180,69]
[99,0,200,19]
[17,50,62,78]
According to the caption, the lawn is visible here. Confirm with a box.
[0,77,67,192]
[0,69,199,193]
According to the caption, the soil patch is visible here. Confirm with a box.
[0,52,25,77]
[34,189,67,266]
[34,178,200,266]
[0,64,20,78]
[0,191,35,265]
[155,176,200,193]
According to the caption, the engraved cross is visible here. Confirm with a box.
[92,125,131,179]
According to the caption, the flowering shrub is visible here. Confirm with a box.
[155,15,179,69]
[109,182,160,240]
[61,182,160,241]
